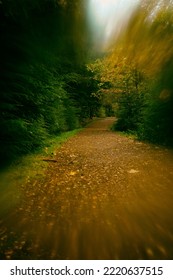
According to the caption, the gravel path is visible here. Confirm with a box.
[1,117,173,259]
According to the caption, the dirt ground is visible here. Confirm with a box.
[0,117,173,259]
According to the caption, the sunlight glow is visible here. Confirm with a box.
[88,0,140,49]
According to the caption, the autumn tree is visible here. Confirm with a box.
[90,0,173,145]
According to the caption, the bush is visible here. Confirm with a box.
[138,92,173,145]
[113,91,144,132]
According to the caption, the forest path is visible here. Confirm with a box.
[1,117,173,259]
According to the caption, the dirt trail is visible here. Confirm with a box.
[1,117,173,259]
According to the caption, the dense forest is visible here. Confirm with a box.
[0,0,173,167]
[0,0,101,166]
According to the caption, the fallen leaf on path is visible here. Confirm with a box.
[128,169,139,174]
[69,171,77,176]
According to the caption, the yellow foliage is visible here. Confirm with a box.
[109,0,173,76]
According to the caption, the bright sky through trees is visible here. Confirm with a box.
[88,0,141,49]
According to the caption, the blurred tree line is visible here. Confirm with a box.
[89,0,173,146]
[0,0,101,166]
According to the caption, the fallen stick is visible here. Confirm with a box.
[42,158,58,162]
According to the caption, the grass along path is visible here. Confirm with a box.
[0,129,81,216]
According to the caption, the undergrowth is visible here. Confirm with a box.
[0,129,81,214]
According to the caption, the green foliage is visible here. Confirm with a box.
[138,78,173,145]
[96,107,106,118]
[114,91,145,132]
[64,68,101,122]
[0,118,48,163]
